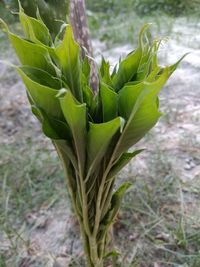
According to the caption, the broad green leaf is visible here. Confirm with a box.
[100,57,113,87]
[16,67,63,119]
[118,82,144,119]
[43,118,70,140]
[31,105,70,140]
[82,55,91,84]
[55,25,82,102]
[32,106,77,171]
[108,149,144,179]
[115,68,170,157]
[19,1,52,45]
[86,117,123,177]
[0,19,56,75]
[59,90,86,175]
[19,66,62,89]
[82,85,96,116]
[113,24,151,91]
[10,35,55,75]
[113,49,141,91]
[100,83,118,122]
[81,58,94,113]
[91,93,103,123]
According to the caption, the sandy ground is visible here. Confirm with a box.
[0,18,200,266]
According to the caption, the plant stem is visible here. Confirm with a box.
[85,240,104,267]
[79,224,93,267]
[54,142,107,266]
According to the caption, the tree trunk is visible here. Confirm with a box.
[69,0,98,91]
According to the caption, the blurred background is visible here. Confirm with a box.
[0,0,200,266]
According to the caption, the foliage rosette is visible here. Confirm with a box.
[0,4,185,267]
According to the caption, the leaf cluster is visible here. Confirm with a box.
[0,3,185,221]
[0,5,186,264]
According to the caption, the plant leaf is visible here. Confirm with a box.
[110,182,132,218]
[16,66,63,119]
[100,57,113,87]
[82,85,96,116]
[115,68,170,157]
[19,66,62,89]
[100,83,118,122]
[55,25,82,102]
[59,90,86,175]
[100,182,132,229]
[82,55,91,84]
[108,149,144,179]
[32,105,77,170]
[86,117,124,177]
[0,19,56,75]
[169,53,189,75]
[31,105,70,140]
[19,1,52,46]
[104,249,120,259]
[136,43,153,81]
[113,24,151,91]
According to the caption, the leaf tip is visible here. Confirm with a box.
[119,117,126,133]
[56,88,67,98]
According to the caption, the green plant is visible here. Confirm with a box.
[0,3,185,266]
[3,0,69,36]
[133,0,200,16]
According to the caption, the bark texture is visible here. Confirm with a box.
[69,0,98,91]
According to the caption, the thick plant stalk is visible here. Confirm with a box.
[70,0,99,91]
[55,142,106,267]
[70,0,93,58]
[0,4,185,266]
